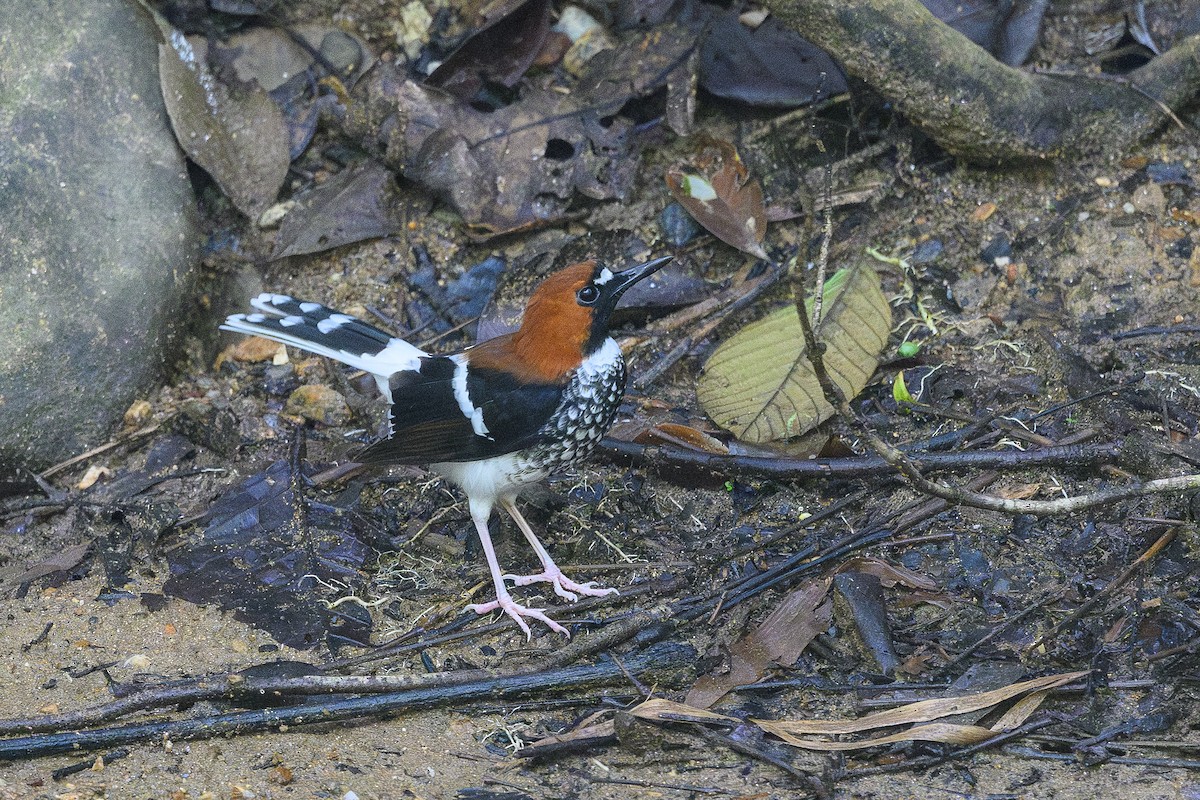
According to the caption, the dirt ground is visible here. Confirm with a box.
[1,576,1195,800]
[4,2,1200,798]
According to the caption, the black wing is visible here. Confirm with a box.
[356,358,564,465]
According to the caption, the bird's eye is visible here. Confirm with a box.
[577,285,600,305]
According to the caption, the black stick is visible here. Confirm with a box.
[0,642,693,761]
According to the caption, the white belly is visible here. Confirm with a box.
[431,454,547,504]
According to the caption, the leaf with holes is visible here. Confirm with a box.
[697,264,891,443]
[394,24,700,234]
[666,139,768,259]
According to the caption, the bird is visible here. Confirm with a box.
[221,256,670,637]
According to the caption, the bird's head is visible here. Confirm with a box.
[509,256,671,379]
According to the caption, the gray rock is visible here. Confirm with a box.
[0,0,202,469]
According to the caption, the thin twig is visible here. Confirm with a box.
[1027,526,1179,651]
[789,264,1200,517]
[633,264,783,389]
[1005,745,1200,772]
[39,424,161,479]
[693,725,828,797]
[946,591,1066,670]
[837,716,1057,778]
[0,642,693,759]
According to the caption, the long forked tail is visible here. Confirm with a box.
[221,293,425,396]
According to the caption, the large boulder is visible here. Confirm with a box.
[0,0,202,470]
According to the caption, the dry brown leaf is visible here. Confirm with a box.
[270,162,402,260]
[687,580,832,708]
[426,0,551,99]
[633,423,730,454]
[628,698,740,725]
[763,721,1002,751]
[225,336,286,364]
[991,689,1052,730]
[518,717,616,757]
[1,541,92,591]
[998,482,1042,500]
[752,670,1088,737]
[759,685,1058,751]
[390,25,699,234]
[627,678,1066,754]
[838,557,939,590]
[895,650,938,676]
[666,139,768,259]
[156,26,290,218]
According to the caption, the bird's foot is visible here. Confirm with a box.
[466,595,569,639]
[503,569,619,603]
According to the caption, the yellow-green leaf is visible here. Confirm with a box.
[697,264,891,443]
[681,174,717,201]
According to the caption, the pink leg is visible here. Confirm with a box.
[462,498,569,638]
[499,498,619,602]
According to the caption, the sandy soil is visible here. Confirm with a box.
[4,2,1200,798]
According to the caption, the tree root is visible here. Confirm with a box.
[761,0,1200,161]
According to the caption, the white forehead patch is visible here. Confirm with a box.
[594,267,615,285]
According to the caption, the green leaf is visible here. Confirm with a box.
[697,264,891,443]
[892,371,915,404]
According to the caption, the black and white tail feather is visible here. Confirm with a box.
[223,291,547,464]
[220,293,425,403]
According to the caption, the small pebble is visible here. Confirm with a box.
[257,200,296,229]
[286,385,351,426]
[739,8,769,26]
[979,233,1012,266]
[124,398,153,428]
[1147,161,1191,186]
[77,464,111,490]
[396,1,432,60]
[228,336,285,364]
[555,6,614,75]
[1131,181,1166,215]
[911,239,943,264]
[446,257,506,322]
[661,201,702,246]
[263,363,299,397]
[123,653,151,669]
[970,201,997,222]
